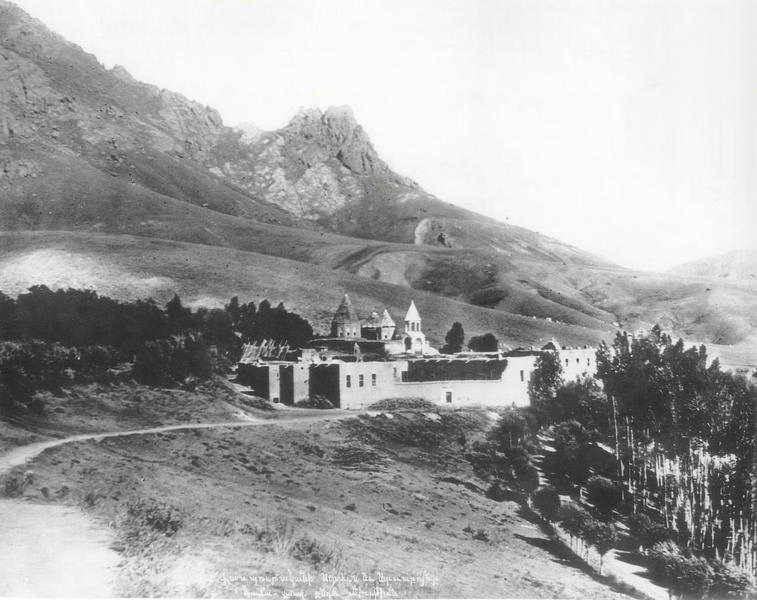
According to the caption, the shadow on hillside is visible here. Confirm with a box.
[615,550,647,568]
[514,532,578,564]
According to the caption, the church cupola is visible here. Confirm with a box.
[331,294,361,338]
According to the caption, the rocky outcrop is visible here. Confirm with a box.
[281,106,388,176]
[0,0,224,159]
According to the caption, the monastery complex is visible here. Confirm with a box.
[238,295,597,409]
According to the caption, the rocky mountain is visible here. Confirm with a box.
[0,0,612,264]
[0,0,755,369]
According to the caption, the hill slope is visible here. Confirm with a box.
[668,248,757,280]
[0,0,755,368]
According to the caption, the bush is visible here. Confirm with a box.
[559,503,592,542]
[290,536,335,567]
[468,333,499,352]
[586,475,618,517]
[485,481,509,502]
[707,560,755,599]
[647,541,714,600]
[464,441,510,481]
[627,513,676,551]
[126,498,183,538]
[509,448,539,495]
[532,486,561,522]
[132,334,213,388]
[295,395,335,409]
[2,470,33,498]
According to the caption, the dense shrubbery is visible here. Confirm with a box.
[626,513,676,550]
[462,406,540,496]
[0,287,315,416]
[468,333,499,352]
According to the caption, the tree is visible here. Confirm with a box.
[552,376,610,432]
[468,333,499,352]
[489,407,529,451]
[559,503,592,553]
[441,322,465,354]
[585,520,618,575]
[551,420,594,489]
[528,351,564,425]
[532,486,561,523]
[225,296,241,327]
[586,475,618,517]
[165,295,194,334]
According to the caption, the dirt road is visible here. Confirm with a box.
[0,412,352,597]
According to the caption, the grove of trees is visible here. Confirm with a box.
[528,326,756,597]
[0,287,314,416]
[595,327,756,579]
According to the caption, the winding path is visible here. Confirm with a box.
[0,412,352,597]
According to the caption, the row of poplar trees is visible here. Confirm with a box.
[595,326,756,576]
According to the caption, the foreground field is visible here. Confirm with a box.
[1,401,632,599]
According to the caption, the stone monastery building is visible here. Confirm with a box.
[238,294,597,409]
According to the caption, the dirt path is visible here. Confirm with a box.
[0,412,352,598]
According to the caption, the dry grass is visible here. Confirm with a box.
[11,412,633,599]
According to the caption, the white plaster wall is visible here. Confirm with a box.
[337,362,398,409]
[501,355,539,406]
[393,379,509,406]
[557,348,597,382]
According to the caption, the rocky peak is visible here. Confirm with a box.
[109,64,136,84]
[282,105,387,176]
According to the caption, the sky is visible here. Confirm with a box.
[11,0,757,272]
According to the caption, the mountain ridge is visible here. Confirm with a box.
[1,0,756,370]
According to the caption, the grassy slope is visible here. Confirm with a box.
[5,406,631,599]
[0,230,610,348]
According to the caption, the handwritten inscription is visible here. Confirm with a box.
[218,569,440,599]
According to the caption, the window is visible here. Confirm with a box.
[346,375,351,388]
[576,358,580,365]
[359,374,364,387]
[520,370,524,382]
[371,373,377,386]
[446,391,452,404]
[587,358,591,366]
[565,358,569,366]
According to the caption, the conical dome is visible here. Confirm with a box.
[379,309,396,328]
[333,294,359,322]
[331,294,361,338]
[404,301,421,322]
